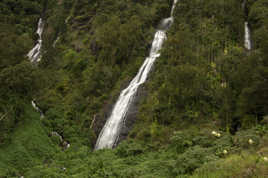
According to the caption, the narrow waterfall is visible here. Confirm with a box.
[31,101,71,149]
[243,0,251,50]
[27,18,44,62]
[31,100,44,118]
[53,36,60,48]
[171,0,178,16]
[27,17,71,150]
[50,131,71,149]
[244,21,251,50]
[95,0,178,150]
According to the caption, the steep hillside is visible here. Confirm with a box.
[0,0,268,177]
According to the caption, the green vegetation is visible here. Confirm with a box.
[0,105,59,177]
[20,125,268,177]
[0,0,267,177]
[0,0,45,145]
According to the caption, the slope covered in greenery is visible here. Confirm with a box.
[0,0,268,177]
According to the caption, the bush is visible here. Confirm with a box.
[115,141,145,157]
[234,129,261,149]
[173,146,218,175]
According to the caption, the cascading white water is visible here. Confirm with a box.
[95,0,178,150]
[27,18,44,62]
[31,101,71,149]
[31,100,44,118]
[244,21,251,50]
[27,18,72,150]
[51,131,71,149]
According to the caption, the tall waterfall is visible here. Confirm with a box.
[95,0,178,150]
[27,18,44,62]
[244,22,251,50]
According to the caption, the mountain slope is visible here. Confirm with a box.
[0,0,268,177]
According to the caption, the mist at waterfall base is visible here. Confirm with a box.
[27,18,44,62]
[95,1,178,150]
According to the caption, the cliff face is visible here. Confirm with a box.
[0,0,268,177]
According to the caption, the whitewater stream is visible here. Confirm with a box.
[28,17,70,150]
[27,18,44,62]
[244,22,251,50]
[95,0,178,150]
[31,101,71,149]
[243,0,251,50]
[31,100,44,118]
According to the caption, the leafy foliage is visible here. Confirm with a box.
[0,0,268,177]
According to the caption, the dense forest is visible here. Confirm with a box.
[0,0,268,177]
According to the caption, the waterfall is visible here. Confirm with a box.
[27,18,44,62]
[244,22,251,50]
[31,101,71,149]
[95,0,178,150]
[31,100,44,118]
[27,18,72,150]
[51,131,71,149]
[243,0,251,50]
[53,36,60,48]
[171,0,178,16]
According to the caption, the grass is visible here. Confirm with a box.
[191,152,268,178]
[0,106,59,177]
